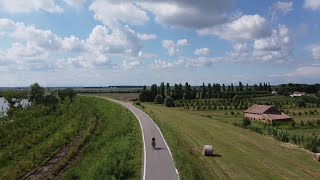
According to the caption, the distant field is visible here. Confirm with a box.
[92,93,139,102]
[139,103,320,179]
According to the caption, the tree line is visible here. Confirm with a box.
[139,82,272,106]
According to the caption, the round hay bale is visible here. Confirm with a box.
[202,145,213,156]
[315,153,320,161]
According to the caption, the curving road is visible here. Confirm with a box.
[106,98,179,180]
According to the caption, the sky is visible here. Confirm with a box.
[0,0,320,87]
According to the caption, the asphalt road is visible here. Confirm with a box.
[108,98,179,180]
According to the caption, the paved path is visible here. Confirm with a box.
[106,98,179,180]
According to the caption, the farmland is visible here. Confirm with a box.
[0,95,141,179]
[138,102,320,179]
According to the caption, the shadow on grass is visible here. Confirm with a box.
[205,154,222,158]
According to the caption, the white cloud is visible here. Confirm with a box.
[272,1,293,15]
[311,45,320,60]
[0,0,64,13]
[177,39,189,46]
[138,0,234,29]
[229,43,251,61]
[151,57,220,69]
[162,38,189,56]
[270,65,320,78]
[194,48,211,56]
[253,25,291,62]
[162,40,179,56]
[89,0,149,28]
[0,18,154,70]
[137,33,157,41]
[198,14,272,41]
[304,0,320,10]
[64,0,85,8]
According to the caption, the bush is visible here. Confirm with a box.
[154,95,163,104]
[164,96,174,107]
[242,118,251,127]
[297,99,306,108]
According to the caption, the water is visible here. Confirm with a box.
[0,97,30,114]
[0,97,9,113]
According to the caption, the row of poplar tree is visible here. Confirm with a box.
[139,82,272,102]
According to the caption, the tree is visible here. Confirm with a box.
[267,83,272,92]
[29,83,45,104]
[259,82,263,91]
[165,83,170,97]
[160,82,165,97]
[239,82,243,91]
[164,96,174,107]
[154,95,163,104]
[222,84,226,92]
[58,88,76,101]
[297,99,306,108]
[231,83,234,92]
[208,83,212,99]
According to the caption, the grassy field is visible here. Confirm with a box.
[0,97,97,179]
[90,93,139,102]
[139,103,320,180]
[0,96,142,179]
[61,97,142,180]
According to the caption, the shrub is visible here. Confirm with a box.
[154,95,163,104]
[164,96,174,107]
[297,99,306,108]
[242,118,251,127]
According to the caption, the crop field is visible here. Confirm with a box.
[139,103,320,180]
[0,96,141,179]
[94,93,139,102]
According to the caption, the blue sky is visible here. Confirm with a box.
[0,0,320,86]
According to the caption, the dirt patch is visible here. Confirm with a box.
[22,118,99,180]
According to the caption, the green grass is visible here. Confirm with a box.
[140,103,320,180]
[62,97,142,180]
[94,93,139,102]
[0,97,97,179]
[0,96,142,180]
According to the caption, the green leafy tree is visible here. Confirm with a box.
[297,99,306,108]
[154,95,163,104]
[164,96,174,107]
[29,83,45,104]
[160,82,165,97]
[165,83,170,97]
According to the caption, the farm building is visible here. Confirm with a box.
[244,105,292,124]
[290,91,306,97]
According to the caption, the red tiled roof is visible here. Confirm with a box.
[263,113,291,121]
[244,105,272,114]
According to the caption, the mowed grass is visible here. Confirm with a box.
[62,97,142,180]
[93,93,139,102]
[141,103,320,180]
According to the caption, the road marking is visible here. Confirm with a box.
[138,108,180,180]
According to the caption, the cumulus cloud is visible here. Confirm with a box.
[64,0,85,8]
[137,33,157,41]
[304,0,320,10]
[151,56,220,69]
[162,38,189,56]
[0,18,154,69]
[194,48,211,56]
[0,0,64,13]
[198,14,272,41]
[253,25,291,62]
[311,45,320,60]
[177,39,189,46]
[138,0,235,29]
[272,1,293,15]
[89,0,149,28]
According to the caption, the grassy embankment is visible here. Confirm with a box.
[138,102,320,180]
[0,96,141,179]
[62,97,142,179]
